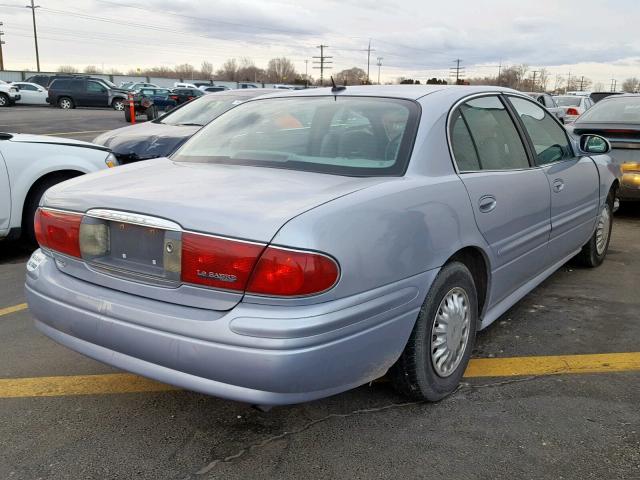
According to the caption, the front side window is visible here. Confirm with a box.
[174,96,419,176]
[87,81,106,93]
[453,96,529,171]
[509,96,573,165]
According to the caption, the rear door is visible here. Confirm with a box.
[450,95,551,304]
[507,95,599,264]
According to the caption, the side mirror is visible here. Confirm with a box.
[580,134,611,155]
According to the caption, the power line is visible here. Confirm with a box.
[312,44,331,86]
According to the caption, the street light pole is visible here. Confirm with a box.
[25,0,40,72]
[376,56,383,84]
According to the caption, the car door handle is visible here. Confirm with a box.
[552,179,565,193]
[478,195,497,213]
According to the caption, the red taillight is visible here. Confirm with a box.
[566,108,579,116]
[246,247,339,296]
[34,208,82,257]
[170,95,178,100]
[181,233,264,291]
[180,233,339,296]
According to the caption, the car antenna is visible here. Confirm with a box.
[331,76,346,93]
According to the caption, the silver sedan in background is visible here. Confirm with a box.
[25,85,618,408]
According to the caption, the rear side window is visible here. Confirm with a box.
[174,96,420,177]
[509,96,573,165]
[451,96,529,171]
[50,79,70,90]
[449,111,480,171]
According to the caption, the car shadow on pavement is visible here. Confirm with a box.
[0,240,33,265]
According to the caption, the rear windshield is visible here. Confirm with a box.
[578,97,640,123]
[158,94,249,126]
[173,96,419,176]
[554,96,581,106]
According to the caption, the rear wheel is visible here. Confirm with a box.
[146,105,158,121]
[124,107,132,123]
[0,93,9,107]
[390,262,478,401]
[58,97,74,109]
[576,192,614,267]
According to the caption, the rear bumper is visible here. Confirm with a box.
[25,251,432,405]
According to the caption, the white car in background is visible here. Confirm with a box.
[0,81,21,107]
[173,82,198,89]
[10,82,48,105]
[0,133,117,242]
[553,95,594,123]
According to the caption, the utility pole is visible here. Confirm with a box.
[531,70,539,91]
[376,56,383,84]
[497,60,502,86]
[566,72,572,93]
[0,22,5,71]
[579,75,585,91]
[26,0,40,72]
[450,59,464,85]
[304,59,308,87]
[312,45,332,86]
[610,78,617,92]
[365,39,374,84]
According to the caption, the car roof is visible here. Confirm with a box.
[205,88,280,98]
[251,84,521,101]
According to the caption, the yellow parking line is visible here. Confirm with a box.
[0,303,28,317]
[463,352,640,377]
[0,352,639,399]
[0,373,177,398]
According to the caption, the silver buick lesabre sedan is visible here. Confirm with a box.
[25,85,619,407]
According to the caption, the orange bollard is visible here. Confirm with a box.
[128,93,136,125]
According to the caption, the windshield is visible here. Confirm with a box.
[173,96,419,176]
[100,79,117,88]
[554,96,581,107]
[579,97,640,123]
[159,95,249,126]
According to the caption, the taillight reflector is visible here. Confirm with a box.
[566,108,579,116]
[181,233,264,291]
[246,247,339,296]
[34,208,82,257]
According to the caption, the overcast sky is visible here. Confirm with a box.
[2,0,639,86]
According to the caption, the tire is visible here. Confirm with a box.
[0,93,10,107]
[146,105,158,121]
[112,98,126,111]
[22,174,78,245]
[124,108,132,123]
[576,191,614,268]
[58,97,74,109]
[390,261,478,401]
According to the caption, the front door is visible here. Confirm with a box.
[85,80,109,107]
[0,151,11,232]
[507,96,599,263]
[449,95,551,305]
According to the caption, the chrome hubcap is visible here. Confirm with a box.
[61,100,70,109]
[114,102,124,111]
[595,204,611,256]
[430,287,470,377]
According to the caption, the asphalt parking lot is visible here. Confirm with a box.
[1,107,639,480]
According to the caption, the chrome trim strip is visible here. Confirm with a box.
[85,209,182,231]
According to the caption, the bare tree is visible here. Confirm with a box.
[336,67,367,85]
[200,61,214,79]
[107,67,123,75]
[216,58,239,81]
[593,82,605,92]
[174,63,196,80]
[237,57,264,82]
[57,65,78,73]
[83,65,102,74]
[266,57,296,83]
[622,77,640,93]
